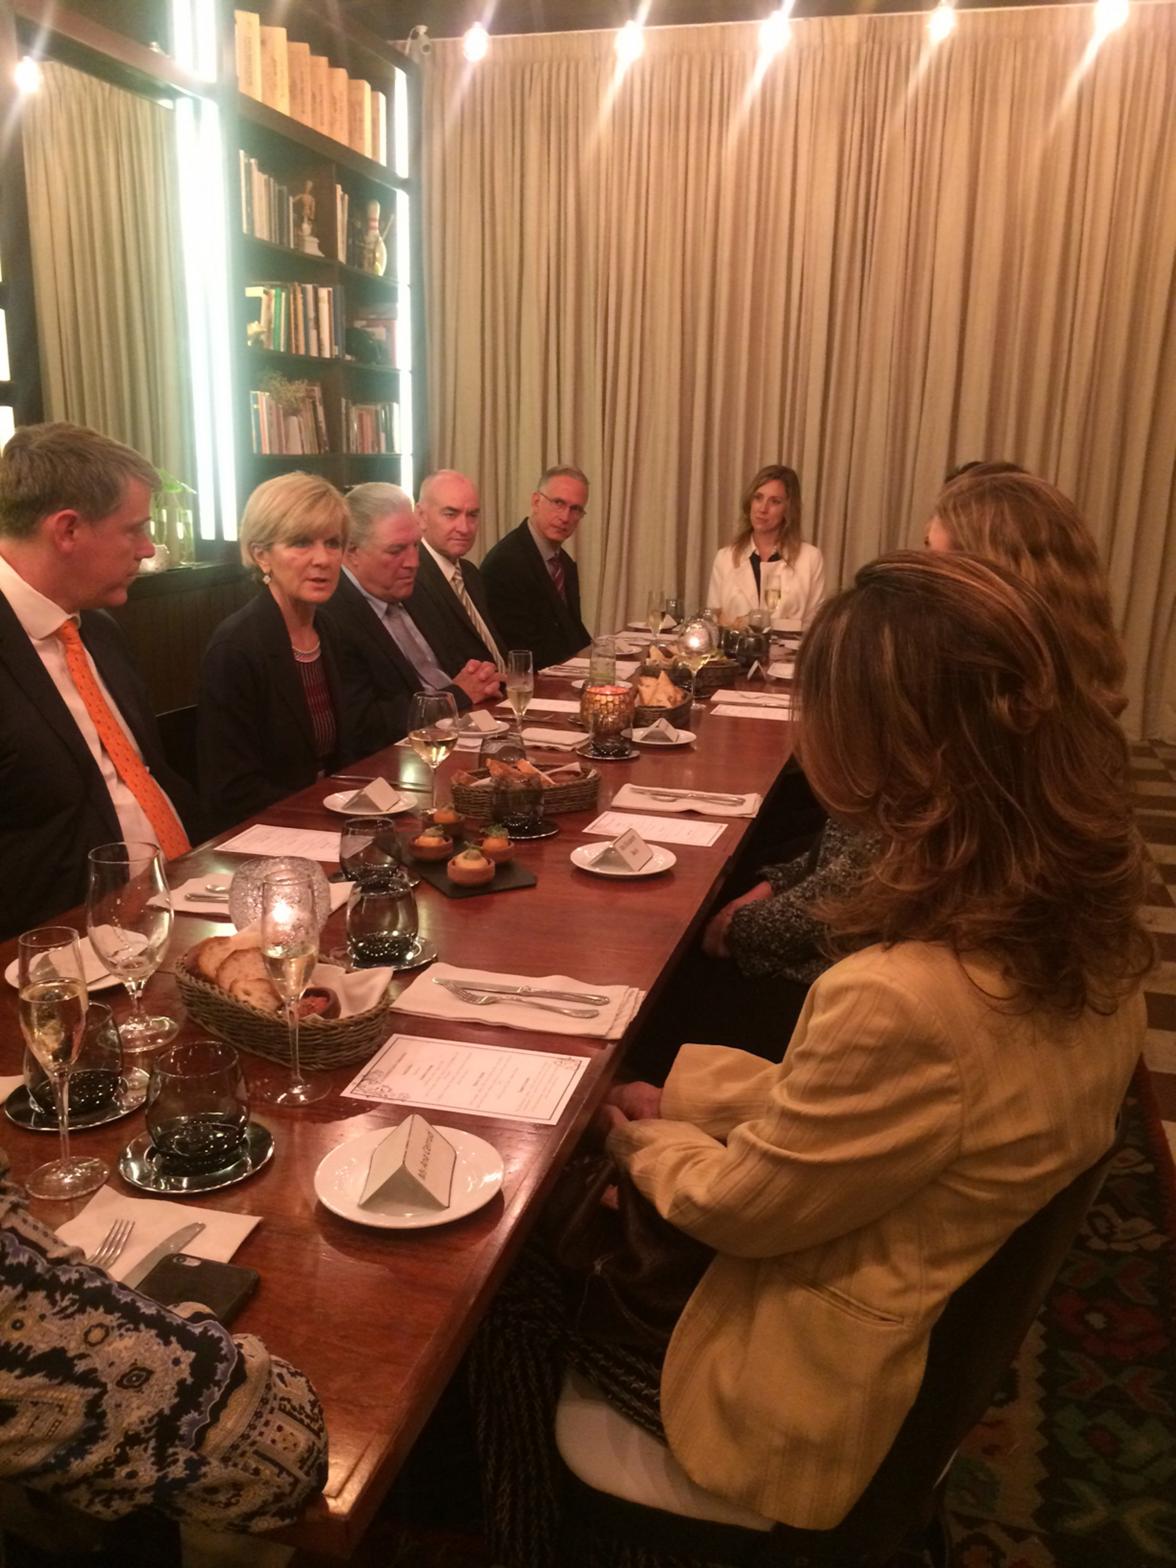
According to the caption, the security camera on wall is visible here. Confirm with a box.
[405,24,432,61]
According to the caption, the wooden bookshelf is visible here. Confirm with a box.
[225,2,424,501]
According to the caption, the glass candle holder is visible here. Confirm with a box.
[580,684,636,758]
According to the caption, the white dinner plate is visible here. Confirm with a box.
[5,934,120,994]
[322,789,412,817]
[314,1124,505,1230]
[630,729,697,748]
[570,843,677,879]
[463,718,510,738]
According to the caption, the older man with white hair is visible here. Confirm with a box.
[409,469,506,673]
[319,482,500,754]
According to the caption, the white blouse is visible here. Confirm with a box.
[705,539,826,629]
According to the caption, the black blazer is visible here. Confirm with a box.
[0,591,200,942]
[406,548,505,673]
[318,572,471,760]
[197,590,353,833]
[480,520,591,671]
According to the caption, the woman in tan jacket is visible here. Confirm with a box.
[471,551,1151,1566]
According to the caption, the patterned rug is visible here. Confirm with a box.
[948,1061,1176,1568]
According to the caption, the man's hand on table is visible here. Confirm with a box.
[453,661,503,704]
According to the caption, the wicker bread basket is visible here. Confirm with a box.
[690,656,741,697]
[630,662,693,729]
[450,764,600,821]
[176,962,391,1071]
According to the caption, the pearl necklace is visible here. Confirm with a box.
[291,636,321,664]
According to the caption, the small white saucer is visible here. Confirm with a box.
[314,1124,504,1229]
[322,790,412,817]
[630,729,696,748]
[570,843,677,878]
[5,935,120,993]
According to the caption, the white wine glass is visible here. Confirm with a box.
[677,616,718,708]
[504,650,534,726]
[86,842,176,1053]
[407,690,461,815]
[257,868,327,1107]
[18,927,108,1200]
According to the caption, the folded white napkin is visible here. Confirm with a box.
[393,962,643,1041]
[631,717,684,744]
[611,783,760,818]
[168,879,352,920]
[709,689,792,708]
[311,960,393,1017]
[711,703,794,722]
[768,661,796,681]
[497,697,581,715]
[540,657,590,676]
[57,1185,260,1282]
[521,727,583,750]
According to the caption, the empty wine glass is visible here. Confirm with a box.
[504,650,534,724]
[664,595,684,630]
[407,690,461,815]
[86,842,176,1053]
[17,927,108,1199]
[257,867,328,1107]
[146,1040,250,1171]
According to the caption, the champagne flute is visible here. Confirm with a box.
[18,927,108,1199]
[646,588,666,639]
[86,842,176,1053]
[504,650,534,724]
[257,868,327,1107]
[677,616,718,708]
[407,690,461,816]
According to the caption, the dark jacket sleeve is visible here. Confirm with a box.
[197,629,287,830]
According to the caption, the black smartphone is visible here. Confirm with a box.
[135,1253,260,1325]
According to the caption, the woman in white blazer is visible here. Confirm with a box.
[705,464,825,628]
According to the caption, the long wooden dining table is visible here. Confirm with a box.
[0,672,796,1561]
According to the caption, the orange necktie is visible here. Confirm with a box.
[55,620,190,860]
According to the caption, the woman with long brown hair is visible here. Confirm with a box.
[926,468,1127,716]
[470,552,1150,1567]
[705,464,824,627]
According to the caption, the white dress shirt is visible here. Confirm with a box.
[0,552,173,846]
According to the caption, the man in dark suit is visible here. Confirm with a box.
[481,464,592,670]
[320,483,500,756]
[409,470,506,674]
[0,422,200,942]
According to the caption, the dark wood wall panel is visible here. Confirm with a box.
[110,565,254,715]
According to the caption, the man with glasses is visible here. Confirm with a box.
[481,465,592,669]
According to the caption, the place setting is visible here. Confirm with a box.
[609,782,762,818]
[321,774,413,817]
[569,826,677,880]
[392,961,645,1040]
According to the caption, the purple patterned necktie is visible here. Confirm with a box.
[547,552,567,602]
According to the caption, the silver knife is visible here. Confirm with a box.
[123,1222,206,1288]
[630,786,745,806]
[434,977,609,1006]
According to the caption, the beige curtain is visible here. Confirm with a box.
[24,61,195,544]
[422,5,1176,738]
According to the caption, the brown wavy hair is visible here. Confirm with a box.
[733,465,803,567]
[931,471,1127,715]
[795,551,1152,1016]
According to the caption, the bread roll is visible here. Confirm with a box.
[216,949,281,1013]
[190,934,235,983]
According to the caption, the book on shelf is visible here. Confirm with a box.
[259,25,290,116]
[245,283,341,357]
[240,155,346,259]
[348,79,373,160]
[308,54,330,137]
[328,68,350,147]
[335,187,350,264]
[232,11,391,166]
[250,384,329,455]
[288,41,311,126]
[344,398,400,454]
[234,10,261,100]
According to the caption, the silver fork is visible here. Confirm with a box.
[450,985,600,1020]
[87,1218,134,1269]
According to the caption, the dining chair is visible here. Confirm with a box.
[553,1139,1121,1568]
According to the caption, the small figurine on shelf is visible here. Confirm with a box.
[294,180,323,257]
[360,199,389,277]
